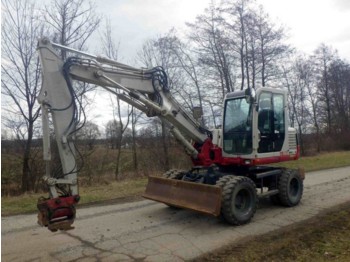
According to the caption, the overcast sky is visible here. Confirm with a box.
[3,0,350,136]
[88,0,350,129]
[94,0,350,62]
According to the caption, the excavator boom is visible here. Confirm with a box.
[36,38,220,230]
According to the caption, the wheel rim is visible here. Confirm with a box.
[233,188,252,215]
[289,177,300,197]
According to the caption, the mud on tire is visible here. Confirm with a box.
[217,176,257,225]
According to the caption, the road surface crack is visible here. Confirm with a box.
[63,231,142,261]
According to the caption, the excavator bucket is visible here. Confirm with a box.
[143,176,222,216]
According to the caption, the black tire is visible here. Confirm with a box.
[220,176,258,225]
[278,169,303,207]
[215,176,233,220]
[162,169,177,178]
[162,169,185,180]
[215,176,231,190]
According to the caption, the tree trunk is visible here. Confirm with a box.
[261,50,266,87]
[21,121,34,192]
[314,119,321,153]
[21,155,31,192]
[240,47,245,90]
[244,36,250,89]
[161,120,169,171]
[114,136,123,180]
[131,107,138,172]
[298,124,304,155]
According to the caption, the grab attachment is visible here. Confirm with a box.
[37,195,80,232]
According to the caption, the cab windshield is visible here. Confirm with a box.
[223,97,253,154]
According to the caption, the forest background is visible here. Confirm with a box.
[1,0,350,195]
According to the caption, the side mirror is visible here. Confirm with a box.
[192,106,203,121]
[245,87,256,104]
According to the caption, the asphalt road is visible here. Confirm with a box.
[2,166,350,262]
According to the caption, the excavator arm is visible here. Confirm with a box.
[36,38,304,231]
[36,38,217,231]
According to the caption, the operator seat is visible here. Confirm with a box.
[258,107,274,153]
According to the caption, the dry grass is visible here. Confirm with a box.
[273,151,350,171]
[1,178,148,216]
[194,203,350,262]
[2,151,350,216]
[78,177,147,204]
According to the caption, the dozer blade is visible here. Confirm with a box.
[142,176,222,216]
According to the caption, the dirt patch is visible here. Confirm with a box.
[193,202,350,262]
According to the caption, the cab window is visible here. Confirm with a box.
[257,92,285,153]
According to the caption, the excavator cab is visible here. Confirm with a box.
[221,87,297,163]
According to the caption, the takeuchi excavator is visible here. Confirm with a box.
[36,38,304,232]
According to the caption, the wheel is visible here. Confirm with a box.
[215,176,233,220]
[215,176,231,189]
[162,169,177,178]
[220,176,258,225]
[162,169,185,179]
[278,169,303,207]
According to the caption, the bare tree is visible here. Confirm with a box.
[328,59,350,135]
[44,0,101,59]
[105,120,122,149]
[162,35,205,118]
[75,121,100,184]
[282,56,312,154]
[76,121,100,150]
[137,36,179,171]
[101,19,120,61]
[186,2,234,98]
[1,0,46,192]
[220,0,290,89]
[131,107,143,172]
[313,44,337,134]
[221,0,252,90]
[100,19,133,178]
[254,6,290,87]
[304,64,321,152]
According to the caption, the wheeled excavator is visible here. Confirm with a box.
[36,38,304,232]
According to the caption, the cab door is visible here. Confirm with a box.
[257,91,285,153]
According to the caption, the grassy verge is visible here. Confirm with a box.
[1,178,147,216]
[194,203,350,262]
[272,151,350,171]
[2,151,350,216]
